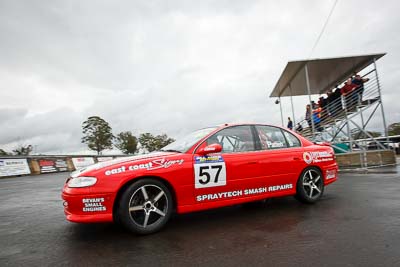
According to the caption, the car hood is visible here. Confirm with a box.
[71,152,178,178]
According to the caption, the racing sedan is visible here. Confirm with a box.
[62,123,338,234]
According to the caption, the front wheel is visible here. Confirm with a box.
[295,167,324,204]
[118,178,173,235]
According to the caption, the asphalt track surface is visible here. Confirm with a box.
[1,168,400,267]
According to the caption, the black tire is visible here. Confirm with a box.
[295,167,324,204]
[118,178,173,235]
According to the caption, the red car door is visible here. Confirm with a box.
[192,125,262,204]
[251,125,304,196]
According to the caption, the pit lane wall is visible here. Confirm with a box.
[0,155,128,178]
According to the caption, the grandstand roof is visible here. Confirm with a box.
[269,53,386,97]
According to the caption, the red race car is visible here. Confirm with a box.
[62,123,337,234]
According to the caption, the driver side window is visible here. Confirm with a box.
[206,126,255,153]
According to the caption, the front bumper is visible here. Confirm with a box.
[62,185,115,223]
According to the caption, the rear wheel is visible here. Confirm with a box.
[295,167,324,204]
[118,178,173,235]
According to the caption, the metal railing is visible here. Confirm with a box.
[294,70,385,151]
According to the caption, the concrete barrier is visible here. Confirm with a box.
[336,149,396,168]
[0,155,129,178]
[1,151,397,178]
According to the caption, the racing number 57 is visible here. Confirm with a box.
[198,165,222,184]
[195,162,226,189]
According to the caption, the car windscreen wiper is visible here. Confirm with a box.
[159,149,182,153]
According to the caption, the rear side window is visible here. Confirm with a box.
[256,126,288,150]
[282,130,301,147]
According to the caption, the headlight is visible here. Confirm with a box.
[68,176,97,188]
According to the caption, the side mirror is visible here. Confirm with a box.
[197,144,222,156]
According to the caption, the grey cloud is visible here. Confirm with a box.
[0,108,28,124]
[0,108,83,151]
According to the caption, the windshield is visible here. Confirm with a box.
[160,127,217,153]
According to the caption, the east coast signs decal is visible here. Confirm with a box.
[104,158,184,176]
[303,151,333,164]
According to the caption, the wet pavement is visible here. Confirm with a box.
[1,169,400,267]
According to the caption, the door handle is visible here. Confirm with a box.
[247,161,258,164]
[293,157,301,161]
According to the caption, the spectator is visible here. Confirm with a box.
[333,86,341,99]
[296,123,303,132]
[311,101,317,109]
[341,78,358,109]
[332,86,342,116]
[312,104,323,131]
[326,89,335,116]
[287,117,293,130]
[352,74,369,105]
[305,104,312,128]
[318,96,328,122]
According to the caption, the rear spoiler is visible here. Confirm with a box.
[314,141,332,147]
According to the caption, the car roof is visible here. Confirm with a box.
[187,122,313,154]
[216,122,282,128]
[215,122,313,144]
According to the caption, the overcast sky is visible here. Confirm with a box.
[1,0,399,154]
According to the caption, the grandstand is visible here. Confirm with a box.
[270,53,397,168]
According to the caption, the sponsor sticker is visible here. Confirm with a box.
[194,155,224,164]
[82,197,106,212]
[196,183,293,202]
[303,151,333,164]
[194,155,226,189]
[326,170,336,179]
[267,141,285,148]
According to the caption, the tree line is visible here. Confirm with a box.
[1,120,400,156]
[81,116,175,155]
[0,116,175,156]
[0,145,33,156]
